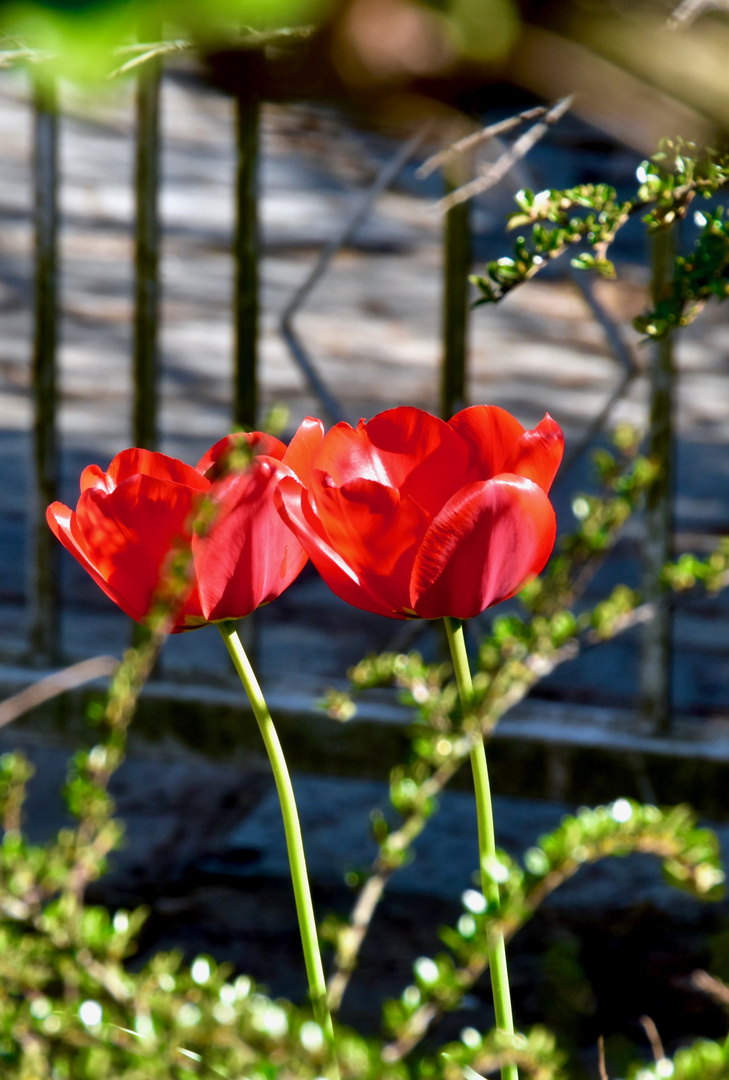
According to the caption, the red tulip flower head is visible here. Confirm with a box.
[47,421,321,631]
[275,406,564,621]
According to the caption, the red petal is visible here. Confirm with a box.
[410,476,557,620]
[501,414,564,492]
[106,448,209,491]
[282,417,325,486]
[196,432,287,481]
[448,405,526,479]
[47,502,142,621]
[275,477,401,618]
[194,459,308,621]
[79,464,110,494]
[74,473,202,625]
[314,477,428,613]
[315,407,468,517]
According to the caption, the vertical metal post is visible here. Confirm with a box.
[231,83,261,662]
[640,224,676,733]
[233,87,260,431]
[440,155,472,419]
[28,73,60,663]
[133,46,162,450]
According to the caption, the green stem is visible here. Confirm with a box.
[444,617,518,1080]
[218,621,339,1077]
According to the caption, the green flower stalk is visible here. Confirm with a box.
[445,616,518,1080]
[219,621,339,1080]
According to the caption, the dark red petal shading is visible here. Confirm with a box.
[196,432,287,481]
[74,474,202,626]
[410,475,557,620]
[448,405,526,479]
[275,477,400,618]
[193,459,308,622]
[501,414,564,493]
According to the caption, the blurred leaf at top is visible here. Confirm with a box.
[0,0,334,82]
[0,0,522,86]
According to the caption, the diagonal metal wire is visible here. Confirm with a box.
[472,140,640,487]
[279,124,430,425]
[558,266,639,481]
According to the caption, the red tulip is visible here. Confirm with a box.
[194,422,322,624]
[47,422,321,631]
[275,406,564,620]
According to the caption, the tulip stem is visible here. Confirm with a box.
[218,621,339,1078]
[444,617,518,1080]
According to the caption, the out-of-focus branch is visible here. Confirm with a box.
[434,96,573,214]
[107,39,191,79]
[0,655,118,729]
[668,0,729,27]
[690,969,729,1010]
[417,105,548,180]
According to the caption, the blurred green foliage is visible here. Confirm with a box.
[0,0,520,85]
[0,0,332,82]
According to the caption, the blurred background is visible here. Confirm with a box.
[2,0,729,1066]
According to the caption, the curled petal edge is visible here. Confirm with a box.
[46,502,147,623]
[274,477,401,618]
[410,475,557,621]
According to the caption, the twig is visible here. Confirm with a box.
[0,48,52,68]
[597,1035,609,1080]
[327,748,469,1011]
[668,0,729,27]
[386,828,691,1063]
[639,1016,665,1064]
[107,40,191,80]
[232,24,318,47]
[586,603,655,644]
[417,106,548,180]
[0,656,119,728]
[434,96,574,214]
[110,23,315,81]
[690,969,729,1010]
[327,639,579,1014]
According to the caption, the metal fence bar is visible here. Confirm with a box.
[231,82,263,662]
[233,87,260,430]
[133,46,162,450]
[440,152,472,419]
[640,224,676,733]
[28,73,59,663]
